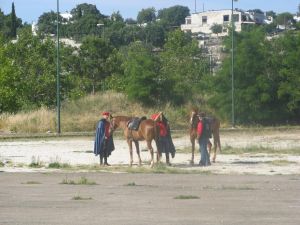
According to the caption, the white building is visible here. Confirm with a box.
[181,9,269,37]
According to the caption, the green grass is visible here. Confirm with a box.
[22,181,41,184]
[29,156,44,168]
[0,161,4,167]
[174,195,199,200]
[72,195,92,200]
[47,162,71,169]
[267,160,297,166]
[60,176,97,185]
[125,182,136,186]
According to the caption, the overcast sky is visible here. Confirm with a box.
[1,0,299,23]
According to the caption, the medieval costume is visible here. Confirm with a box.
[151,112,176,165]
[94,112,115,165]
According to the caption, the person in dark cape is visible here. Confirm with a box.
[151,112,176,166]
[94,111,115,166]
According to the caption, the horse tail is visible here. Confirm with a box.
[213,118,221,153]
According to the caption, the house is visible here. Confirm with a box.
[181,9,270,37]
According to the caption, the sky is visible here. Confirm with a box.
[1,0,299,24]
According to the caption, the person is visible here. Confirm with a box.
[94,111,115,166]
[197,112,211,167]
[151,112,176,165]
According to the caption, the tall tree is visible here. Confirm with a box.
[137,7,156,24]
[10,2,17,38]
[122,42,161,105]
[157,5,190,27]
[160,30,208,105]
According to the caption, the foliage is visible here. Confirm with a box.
[160,30,209,105]
[157,5,190,27]
[210,27,300,124]
[210,23,223,36]
[137,7,156,24]
[122,42,161,105]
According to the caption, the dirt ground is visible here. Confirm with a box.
[0,172,300,225]
[0,129,300,224]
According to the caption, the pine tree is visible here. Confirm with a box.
[10,2,17,38]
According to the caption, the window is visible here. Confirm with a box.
[186,18,191,24]
[223,15,229,22]
[202,16,207,24]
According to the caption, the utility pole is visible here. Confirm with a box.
[56,0,61,134]
[231,0,235,128]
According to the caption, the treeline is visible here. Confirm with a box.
[0,3,300,125]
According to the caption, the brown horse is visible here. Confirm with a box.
[110,115,160,167]
[189,109,221,164]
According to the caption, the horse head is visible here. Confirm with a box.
[190,109,199,128]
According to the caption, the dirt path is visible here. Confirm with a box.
[1,129,300,175]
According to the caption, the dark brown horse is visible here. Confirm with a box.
[110,115,160,167]
[189,109,221,164]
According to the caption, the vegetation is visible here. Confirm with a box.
[174,195,199,199]
[0,3,300,130]
[61,176,97,185]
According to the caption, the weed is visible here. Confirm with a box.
[125,182,136,186]
[174,195,199,200]
[29,156,43,168]
[22,181,41,184]
[72,195,92,200]
[61,176,97,185]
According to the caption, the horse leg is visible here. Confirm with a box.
[134,141,142,166]
[147,141,155,168]
[191,137,195,165]
[207,139,212,159]
[127,139,134,166]
[212,137,217,163]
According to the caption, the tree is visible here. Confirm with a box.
[122,42,161,105]
[210,23,223,36]
[160,30,208,105]
[157,5,190,27]
[79,36,112,93]
[10,2,17,38]
[137,7,156,24]
[37,11,61,35]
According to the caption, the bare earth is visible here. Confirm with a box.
[0,129,300,224]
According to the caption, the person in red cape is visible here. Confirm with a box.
[94,111,115,166]
[151,112,176,165]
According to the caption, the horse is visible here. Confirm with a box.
[189,109,221,164]
[110,115,160,167]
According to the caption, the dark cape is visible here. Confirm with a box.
[158,121,176,158]
[94,119,115,157]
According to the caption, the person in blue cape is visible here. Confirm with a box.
[94,111,115,166]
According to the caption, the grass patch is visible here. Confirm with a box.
[61,176,97,185]
[267,160,297,166]
[72,195,92,200]
[48,162,71,169]
[0,161,4,167]
[22,181,41,184]
[125,182,136,186]
[221,185,256,190]
[29,156,44,168]
[174,195,199,200]
[222,146,300,155]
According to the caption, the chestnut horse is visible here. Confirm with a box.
[110,115,160,167]
[189,109,221,164]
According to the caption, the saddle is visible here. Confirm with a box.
[127,116,147,131]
